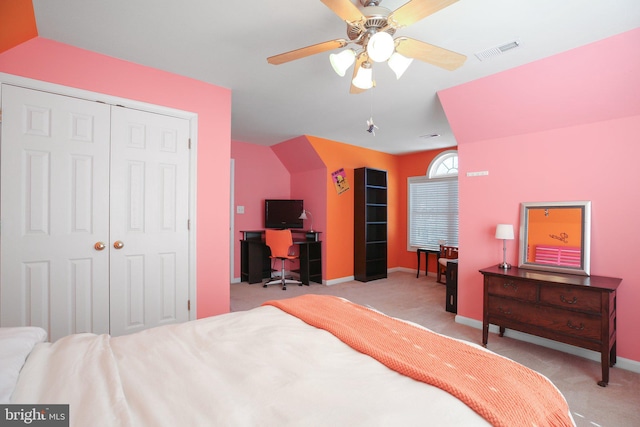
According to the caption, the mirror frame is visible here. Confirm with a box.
[518,201,591,276]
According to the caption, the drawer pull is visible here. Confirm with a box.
[498,307,512,315]
[566,320,585,330]
[560,295,578,305]
[503,281,518,291]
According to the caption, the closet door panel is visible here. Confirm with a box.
[1,84,111,341]
[124,254,145,328]
[109,106,190,337]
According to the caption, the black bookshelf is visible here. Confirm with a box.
[354,167,387,282]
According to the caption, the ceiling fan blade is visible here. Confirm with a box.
[321,0,365,24]
[389,0,459,28]
[267,39,348,65]
[350,53,368,94]
[395,37,466,71]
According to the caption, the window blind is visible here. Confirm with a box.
[408,176,458,249]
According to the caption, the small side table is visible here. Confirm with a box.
[445,259,458,313]
[416,248,440,278]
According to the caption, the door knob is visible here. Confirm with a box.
[113,241,124,249]
[94,242,106,251]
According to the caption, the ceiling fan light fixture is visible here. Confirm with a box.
[352,62,374,89]
[387,52,413,79]
[330,49,356,76]
[367,31,394,62]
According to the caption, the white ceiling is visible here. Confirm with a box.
[32,0,640,154]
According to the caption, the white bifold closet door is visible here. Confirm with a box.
[0,84,190,341]
[108,106,190,338]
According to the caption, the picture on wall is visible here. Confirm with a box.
[332,168,350,195]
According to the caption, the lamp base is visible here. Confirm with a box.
[498,262,512,269]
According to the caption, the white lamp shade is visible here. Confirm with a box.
[352,64,374,89]
[330,49,356,77]
[387,52,413,79]
[495,224,514,240]
[367,32,394,62]
[299,209,313,231]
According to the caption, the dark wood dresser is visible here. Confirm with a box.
[480,265,621,386]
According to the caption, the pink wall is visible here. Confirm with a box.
[443,29,640,144]
[231,137,328,281]
[231,140,290,279]
[0,38,232,318]
[273,137,328,276]
[439,28,640,363]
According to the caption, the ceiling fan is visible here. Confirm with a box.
[267,0,467,94]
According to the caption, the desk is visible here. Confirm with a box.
[416,248,439,278]
[445,259,458,313]
[240,230,322,285]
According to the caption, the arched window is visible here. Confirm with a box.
[408,151,459,250]
[428,150,458,178]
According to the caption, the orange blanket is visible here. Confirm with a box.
[264,295,573,427]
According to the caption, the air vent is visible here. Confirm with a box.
[475,39,521,61]
[419,133,440,139]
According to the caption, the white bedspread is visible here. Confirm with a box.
[12,305,492,426]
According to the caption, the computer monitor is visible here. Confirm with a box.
[264,199,304,229]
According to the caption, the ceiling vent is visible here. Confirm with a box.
[475,39,521,61]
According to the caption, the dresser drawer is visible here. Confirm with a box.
[486,276,537,302]
[488,295,538,323]
[539,285,602,313]
[488,296,602,341]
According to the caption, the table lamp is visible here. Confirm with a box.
[495,224,514,269]
[299,209,313,232]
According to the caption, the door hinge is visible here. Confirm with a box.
[188,219,191,230]
[188,138,191,149]
[188,300,191,311]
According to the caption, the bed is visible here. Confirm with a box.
[3,295,574,426]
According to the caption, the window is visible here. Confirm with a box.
[408,151,459,250]
[428,150,458,178]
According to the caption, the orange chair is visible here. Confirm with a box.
[437,245,458,284]
[263,229,302,290]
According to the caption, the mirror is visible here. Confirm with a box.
[518,201,591,276]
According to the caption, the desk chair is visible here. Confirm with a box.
[263,229,302,290]
[437,245,458,284]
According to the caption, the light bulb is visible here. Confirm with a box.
[388,52,413,79]
[329,49,356,77]
[367,32,394,63]
[352,63,374,89]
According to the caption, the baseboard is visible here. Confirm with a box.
[327,268,425,285]
[324,276,354,286]
[246,268,434,286]
[455,315,640,375]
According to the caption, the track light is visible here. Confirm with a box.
[352,62,374,89]
[330,49,356,76]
